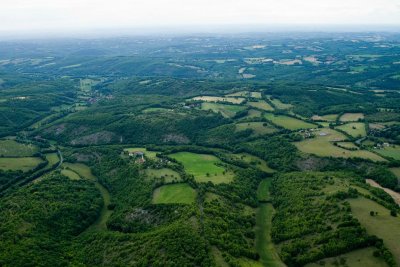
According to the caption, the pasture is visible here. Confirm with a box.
[294,128,385,161]
[226,91,249,97]
[349,197,400,266]
[0,140,39,157]
[336,122,366,137]
[193,96,245,104]
[305,247,388,267]
[235,122,277,136]
[61,169,81,180]
[267,96,293,110]
[0,157,44,172]
[374,146,400,160]
[248,101,274,111]
[339,113,364,122]
[152,183,196,204]
[145,168,181,183]
[123,147,158,159]
[337,142,358,149]
[233,153,274,173]
[201,102,246,118]
[250,92,262,98]
[264,113,316,130]
[45,153,59,166]
[63,163,96,180]
[169,152,234,184]
[244,109,262,119]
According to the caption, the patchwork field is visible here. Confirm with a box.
[152,183,196,204]
[339,113,364,122]
[0,157,44,171]
[233,153,274,173]
[349,197,400,266]
[201,102,246,118]
[248,101,274,111]
[193,96,245,104]
[145,168,181,183]
[305,247,388,267]
[264,113,316,130]
[0,140,39,157]
[169,152,234,183]
[374,146,400,160]
[235,122,277,136]
[336,122,366,137]
[294,128,385,161]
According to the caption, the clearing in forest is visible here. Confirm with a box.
[169,152,234,183]
[349,197,400,266]
[235,122,277,136]
[201,102,246,118]
[0,157,44,172]
[264,113,316,130]
[152,183,196,204]
[339,113,364,122]
[145,168,181,183]
[336,122,366,137]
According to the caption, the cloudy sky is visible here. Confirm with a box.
[1,0,400,33]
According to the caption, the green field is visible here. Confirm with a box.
[123,147,158,159]
[201,102,246,118]
[250,92,262,98]
[193,96,245,104]
[169,152,234,184]
[255,204,286,267]
[336,142,358,149]
[45,153,59,166]
[0,140,39,157]
[0,157,44,171]
[61,169,81,180]
[234,153,274,173]
[257,179,272,202]
[248,101,274,111]
[374,146,400,160]
[152,183,196,204]
[305,247,388,267]
[226,91,249,97]
[145,168,181,183]
[294,128,385,161]
[63,163,96,180]
[336,122,366,137]
[349,197,400,266]
[321,114,338,121]
[267,97,293,110]
[339,113,364,122]
[235,122,277,136]
[391,168,400,181]
[244,109,262,119]
[264,113,316,130]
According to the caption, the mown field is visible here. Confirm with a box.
[169,152,234,183]
[0,157,44,171]
[152,183,196,204]
[374,146,400,160]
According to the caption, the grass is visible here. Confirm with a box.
[294,128,386,162]
[226,91,249,97]
[305,247,388,267]
[211,247,229,267]
[250,92,262,98]
[248,101,274,111]
[264,113,316,130]
[244,109,262,119]
[390,168,400,181]
[336,142,358,149]
[235,122,277,136]
[123,147,158,159]
[234,153,274,173]
[339,113,364,122]
[63,163,96,180]
[193,96,245,104]
[0,157,44,172]
[257,179,272,201]
[267,96,293,110]
[0,140,39,157]
[336,122,366,137]
[45,153,59,166]
[152,183,196,204]
[255,204,286,267]
[201,102,246,118]
[61,169,81,180]
[145,168,181,183]
[169,152,234,184]
[349,197,400,266]
[374,146,400,160]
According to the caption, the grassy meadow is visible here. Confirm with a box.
[339,113,364,122]
[247,101,274,111]
[267,96,293,110]
[145,168,181,183]
[152,183,196,204]
[0,140,39,157]
[336,122,366,137]
[201,102,246,118]
[0,157,44,172]
[235,122,277,136]
[193,96,245,104]
[374,146,400,160]
[264,113,316,130]
[123,147,158,159]
[234,153,274,173]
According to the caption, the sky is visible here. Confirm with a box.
[1,0,400,34]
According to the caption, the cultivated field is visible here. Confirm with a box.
[264,113,316,130]
[235,122,277,136]
[0,157,44,171]
[169,152,234,183]
[201,102,246,118]
[294,128,385,161]
[145,168,181,183]
[193,96,245,104]
[0,140,39,157]
[339,113,364,122]
[152,183,196,204]
[336,122,366,137]
[248,101,274,111]
[374,146,400,160]
[349,197,400,266]
[305,247,388,267]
